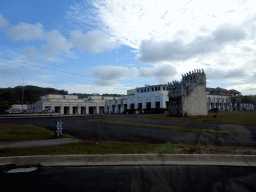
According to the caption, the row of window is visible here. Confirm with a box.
[136,87,169,93]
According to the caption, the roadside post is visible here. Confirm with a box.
[55,120,63,137]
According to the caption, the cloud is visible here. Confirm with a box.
[137,24,247,63]
[23,46,38,61]
[205,68,246,80]
[0,14,9,28]
[139,64,177,83]
[40,30,72,57]
[7,22,44,41]
[0,67,15,76]
[70,30,110,53]
[92,65,133,86]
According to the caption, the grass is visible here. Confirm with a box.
[138,111,256,125]
[91,120,231,135]
[1,141,255,157]
[0,124,72,142]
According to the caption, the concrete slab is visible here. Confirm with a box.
[0,154,256,167]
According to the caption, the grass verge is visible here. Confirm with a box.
[138,111,256,125]
[1,142,255,157]
[91,120,230,135]
[0,124,72,142]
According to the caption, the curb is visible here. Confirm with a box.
[0,154,256,167]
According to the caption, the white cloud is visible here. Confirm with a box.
[0,14,9,28]
[22,46,38,61]
[226,83,256,95]
[40,29,73,57]
[137,24,247,63]
[205,67,247,80]
[68,0,256,48]
[139,64,177,83]
[7,22,44,41]
[61,83,131,95]
[92,65,136,86]
[70,30,110,53]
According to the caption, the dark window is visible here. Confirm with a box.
[152,88,154,91]
[163,87,165,90]
[137,90,139,93]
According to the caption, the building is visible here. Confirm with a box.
[207,87,253,111]
[27,94,115,114]
[104,84,169,113]
[168,69,208,116]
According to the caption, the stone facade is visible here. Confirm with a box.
[168,69,208,116]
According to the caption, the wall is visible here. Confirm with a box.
[183,85,208,116]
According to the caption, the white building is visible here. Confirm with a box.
[206,87,253,111]
[28,94,116,114]
[105,84,169,113]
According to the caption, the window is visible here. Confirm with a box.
[152,88,154,91]
[155,87,157,91]
[137,90,139,93]
[163,87,165,90]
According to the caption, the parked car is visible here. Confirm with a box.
[209,108,219,112]
[244,107,253,111]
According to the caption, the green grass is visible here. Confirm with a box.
[1,141,255,157]
[0,124,72,142]
[138,111,256,125]
[91,120,230,135]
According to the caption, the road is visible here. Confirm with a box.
[1,165,256,192]
[0,114,256,146]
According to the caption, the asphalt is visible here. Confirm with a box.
[1,114,256,191]
[1,114,256,146]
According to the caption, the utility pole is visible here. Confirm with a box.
[22,74,24,111]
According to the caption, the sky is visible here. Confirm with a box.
[1,0,256,95]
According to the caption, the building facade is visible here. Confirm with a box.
[207,87,253,111]
[27,94,115,114]
[104,84,169,113]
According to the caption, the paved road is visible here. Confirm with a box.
[0,114,256,146]
[1,165,256,192]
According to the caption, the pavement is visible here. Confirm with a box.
[1,114,256,146]
[1,154,256,167]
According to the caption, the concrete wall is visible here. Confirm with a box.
[183,85,208,116]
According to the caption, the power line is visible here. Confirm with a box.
[0,56,157,84]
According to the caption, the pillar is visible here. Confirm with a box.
[51,102,55,111]
[42,102,46,110]
[86,104,89,114]
[78,103,81,114]
[69,103,73,115]
[96,103,99,114]
[60,103,64,115]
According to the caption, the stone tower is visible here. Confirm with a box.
[168,69,207,116]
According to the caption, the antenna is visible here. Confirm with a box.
[22,74,24,111]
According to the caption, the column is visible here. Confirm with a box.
[60,103,64,115]
[96,103,99,114]
[135,97,138,110]
[51,102,55,111]
[160,95,165,108]
[42,102,46,110]
[151,97,155,108]
[78,103,81,114]
[142,98,146,109]
[86,104,89,114]
[69,103,73,115]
